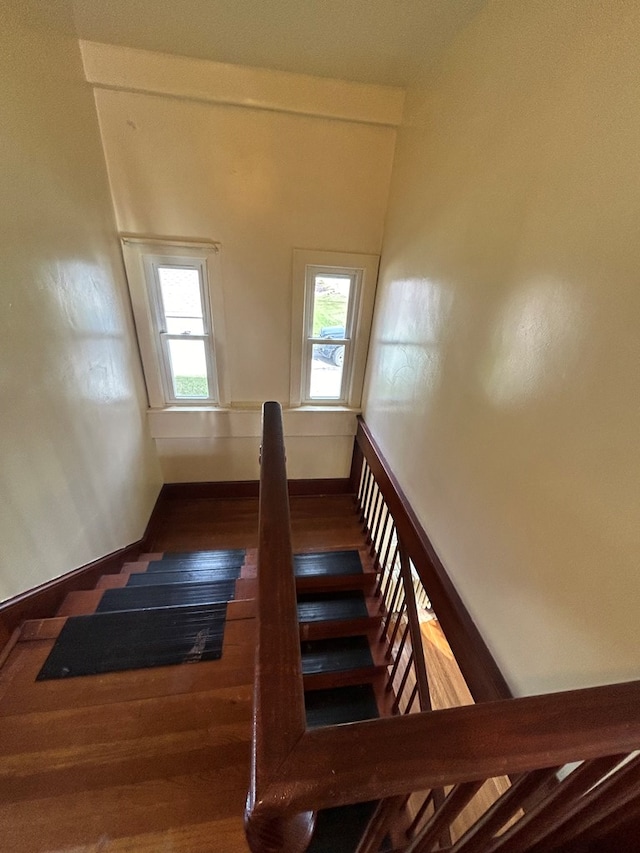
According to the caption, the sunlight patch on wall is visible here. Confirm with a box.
[43,259,135,405]
[371,276,453,411]
[481,277,585,408]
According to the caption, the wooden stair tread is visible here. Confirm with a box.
[301,634,388,691]
[126,566,242,586]
[95,581,238,614]
[304,683,380,728]
[0,684,253,757]
[297,591,370,622]
[297,589,381,641]
[159,548,246,562]
[0,764,251,852]
[294,549,365,577]
[57,580,256,617]
[295,572,376,593]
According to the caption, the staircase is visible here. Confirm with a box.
[294,548,397,852]
[0,515,398,852]
[4,405,639,852]
[36,549,252,681]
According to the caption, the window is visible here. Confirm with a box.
[291,250,379,407]
[121,238,228,407]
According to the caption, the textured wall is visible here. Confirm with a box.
[364,0,640,695]
[0,0,162,601]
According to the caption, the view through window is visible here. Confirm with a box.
[309,273,352,400]
[156,266,210,399]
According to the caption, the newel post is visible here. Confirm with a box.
[244,798,315,853]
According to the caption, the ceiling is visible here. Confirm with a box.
[71,0,487,88]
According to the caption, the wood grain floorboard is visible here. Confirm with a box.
[0,619,255,717]
[0,764,251,852]
[0,492,387,852]
[54,816,250,852]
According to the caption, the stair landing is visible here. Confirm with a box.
[0,493,372,852]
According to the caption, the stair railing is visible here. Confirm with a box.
[245,403,640,852]
[245,401,315,853]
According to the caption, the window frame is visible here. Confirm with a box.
[121,237,229,408]
[290,249,379,408]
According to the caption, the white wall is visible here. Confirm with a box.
[83,43,400,481]
[364,0,640,695]
[0,1,162,601]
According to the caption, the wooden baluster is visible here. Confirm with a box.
[361,467,376,527]
[372,510,392,571]
[376,526,397,598]
[358,464,371,521]
[355,795,408,853]
[528,753,640,852]
[407,790,435,837]
[486,753,629,853]
[406,782,485,853]
[405,683,419,714]
[386,594,407,654]
[379,542,400,616]
[386,623,410,690]
[392,650,414,714]
[398,546,431,712]
[450,766,561,853]
[369,492,389,557]
[366,489,383,545]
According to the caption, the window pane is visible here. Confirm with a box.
[311,274,351,337]
[309,343,344,399]
[165,317,205,335]
[158,267,203,322]
[167,338,209,398]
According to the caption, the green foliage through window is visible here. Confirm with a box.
[174,375,209,397]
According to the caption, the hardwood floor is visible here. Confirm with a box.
[0,493,503,851]
[0,494,366,853]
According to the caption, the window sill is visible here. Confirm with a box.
[147,404,359,439]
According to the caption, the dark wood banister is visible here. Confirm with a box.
[265,679,640,814]
[352,417,511,704]
[245,401,315,853]
[246,403,640,851]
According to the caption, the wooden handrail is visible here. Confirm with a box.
[254,678,640,816]
[245,402,314,853]
[246,407,640,851]
[353,418,512,703]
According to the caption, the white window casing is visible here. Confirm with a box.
[121,237,229,408]
[290,249,379,408]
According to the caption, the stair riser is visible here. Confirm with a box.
[295,575,376,594]
[303,666,387,692]
[299,617,380,642]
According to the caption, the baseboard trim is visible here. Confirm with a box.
[161,478,352,499]
[0,477,352,647]
[0,489,166,647]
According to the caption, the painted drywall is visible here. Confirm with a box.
[88,45,397,481]
[148,407,356,481]
[364,0,640,695]
[0,0,162,601]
